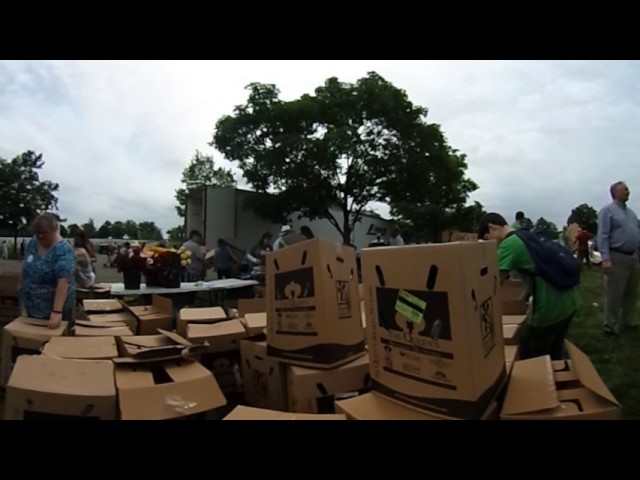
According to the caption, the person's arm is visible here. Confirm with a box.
[597,207,612,263]
[49,247,75,328]
[497,240,522,285]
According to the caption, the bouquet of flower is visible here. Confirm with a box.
[115,243,148,289]
[145,246,192,288]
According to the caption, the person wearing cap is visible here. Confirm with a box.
[273,225,308,250]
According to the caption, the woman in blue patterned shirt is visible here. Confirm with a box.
[18,213,76,330]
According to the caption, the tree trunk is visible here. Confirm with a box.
[342,209,352,245]
[13,228,19,254]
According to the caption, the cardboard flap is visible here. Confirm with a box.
[179,307,227,322]
[151,294,173,313]
[5,317,68,340]
[157,329,192,347]
[223,405,346,420]
[565,341,619,406]
[244,313,267,330]
[115,366,155,388]
[502,315,527,325]
[120,335,173,348]
[75,326,132,337]
[501,356,559,415]
[83,299,122,312]
[76,320,128,328]
[187,320,246,339]
[88,312,136,323]
[336,392,443,420]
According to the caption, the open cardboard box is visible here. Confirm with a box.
[500,341,621,420]
[4,354,117,420]
[177,306,227,337]
[223,405,347,420]
[114,329,208,364]
[86,311,138,333]
[124,295,173,335]
[115,359,226,420]
[1,317,68,386]
[42,336,119,360]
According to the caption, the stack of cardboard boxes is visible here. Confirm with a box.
[0,237,622,420]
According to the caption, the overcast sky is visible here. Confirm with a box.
[1,60,639,233]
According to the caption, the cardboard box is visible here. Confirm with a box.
[288,354,371,414]
[4,355,117,420]
[187,320,247,394]
[42,336,119,360]
[114,329,208,364]
[500,342,621,420]
[178,306,227,337]
[266,238,366,369]
[115,359,227,420]
[502,324,520,346]
[83,299,123,313]
[237,298,266,317]
[223,405,347,420]
[240,312,267,336]
[336,392,446,420]
[240,337,288,411]
[504,345,520,373]
[126,295,173,335]
[361,242,506,420]
[1,317,68,386]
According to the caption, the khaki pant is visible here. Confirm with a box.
[604,251,640,333]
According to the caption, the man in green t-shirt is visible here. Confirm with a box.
[478,213,580,360]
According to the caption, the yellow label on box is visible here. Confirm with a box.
[395,290,426,326]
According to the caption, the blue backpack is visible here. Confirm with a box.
[513,229,581,290]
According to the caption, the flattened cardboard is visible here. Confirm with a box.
[1,317,68,386]
[115,360,227,420]
[83,299,123,313]
[42,336,118,360]
[87,311,137,333]
[177,306,227,337]
[500,341,621,420]
[4,355,117,420]
[362,242,506,420]
[223,405,347,420]
[266,238,366,369]
[237,298,266,317]
[240,313,267,337]
[76,320,129,328]
[75,325,133,337]
[288,353,371,414]
[240,338,287,411]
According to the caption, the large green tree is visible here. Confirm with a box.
[81,218,97,238]
[0,150,60,251]
[213,73,436,244]
[387,123,481,243]
[175,150,235,218]
[567,203,598,233]
[138,221,163,241]
[534,217,559,237]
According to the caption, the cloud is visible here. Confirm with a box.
[1,60,639,233]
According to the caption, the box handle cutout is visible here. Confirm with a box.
[336,256,344,264]
[471,289,479,311]
[150,365,174,385]
[316,382,329,396]
[426,265,438,290]
[363,372,371,387]
[254,355,264,361]
[350,268,354,281]
[273,259,280,272]
[375,265,386,287]
[268,366,274,376]
[327,264,333,279]
[301,250,308,266]
[245,359,251,369]
[480,266,489,276]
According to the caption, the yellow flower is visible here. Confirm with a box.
[181,260,187,267]
[185,250,192,257]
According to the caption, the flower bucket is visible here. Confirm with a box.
[123,271,142,290]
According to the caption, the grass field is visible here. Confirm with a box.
[0,264,638,419]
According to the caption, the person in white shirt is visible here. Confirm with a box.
[389,226,405,246]
[0,240,8,259]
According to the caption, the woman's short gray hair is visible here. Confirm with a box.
[32,213,60,233]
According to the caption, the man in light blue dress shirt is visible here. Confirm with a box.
[597,181,640,335]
